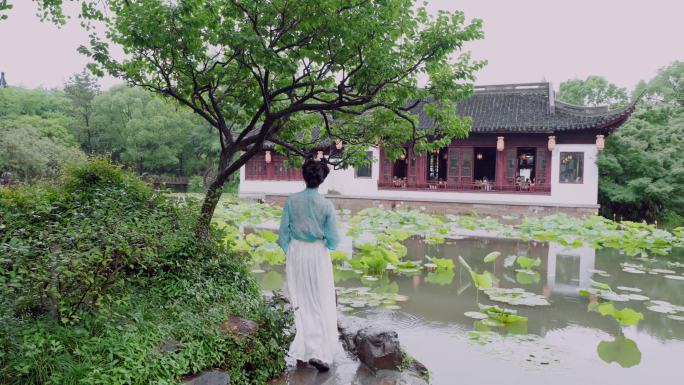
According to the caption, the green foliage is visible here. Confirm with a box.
[558,75,629,108]
[580,63,684,225]
[1,159,191,322]
[0,1,12,21]
[0,87,85,182]
[330,250,351,262]
[63,70,100,153]
[483,251,501,263]
[89,85,219,176]
[634,61,684,110]
[31,0,485,233]
[598,111,684,224]
[0,160,292,384]
[597,303,644,327]
[424,270,455,285]
[458,256,493,290]
[425,255,454,271]
[0,82,219,184]
[516,213,677,256]
[477,304,528,324]
[516,256,541,270]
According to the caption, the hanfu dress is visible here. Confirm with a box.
[278,188,340,364]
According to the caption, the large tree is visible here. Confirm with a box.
[558,75,628,108]
[90,85,219,176]
[64,69,101,153]
[0,87,85,182]
[633,61,684,110]
[22,0,485,238]
[594,63,684,224]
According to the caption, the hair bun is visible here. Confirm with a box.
[302,157,330,188]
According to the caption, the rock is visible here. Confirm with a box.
[220,315,258,338]
[353,366,428,385]
[337,314,366,352]
[182,369,230,385]
[405,359,428,379]
[353,327,403,371]
[158,338,184,353]
[338,315,430,383]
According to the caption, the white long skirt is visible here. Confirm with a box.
[285,238,338,364]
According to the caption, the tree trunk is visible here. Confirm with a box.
[194,150,232,240]
[195,178,225,240]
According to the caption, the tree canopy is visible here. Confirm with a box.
[0,86,85,182]
[558,75,629,108]
[23,0,485,236]
[0,82,222,184]
[586,64,684,225]
[90,85,219,176]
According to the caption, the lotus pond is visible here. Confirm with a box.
[209,197,684,385]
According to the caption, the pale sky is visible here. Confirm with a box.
[1,0,682,92]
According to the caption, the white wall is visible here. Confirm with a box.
[550,144,599,205]
[239,145,601,208]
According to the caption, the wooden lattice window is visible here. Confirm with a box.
[536,149,547,184]
[461,149,473,177]
[448,148,459,181]
[505,149,516,180]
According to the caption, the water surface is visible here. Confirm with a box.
[260,234,684,385]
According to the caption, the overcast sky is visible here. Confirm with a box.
[1,0,682,92]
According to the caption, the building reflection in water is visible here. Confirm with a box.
[545,243,596,297]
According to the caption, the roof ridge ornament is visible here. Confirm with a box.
[0,72,7,88]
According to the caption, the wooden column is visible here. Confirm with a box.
[495,149,506,189]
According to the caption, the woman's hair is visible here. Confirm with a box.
[302,157,330,189]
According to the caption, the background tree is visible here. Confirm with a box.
[89,85,219,176]
[0,86,85,182]
[597,114,684,223]
[558,75,629,108]
[591,64,684,225]
[64,69,100,153]
[633,61,684,110]
[30,0,485,238]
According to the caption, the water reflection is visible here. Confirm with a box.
[546,243,595,296]
[597,335,641,368]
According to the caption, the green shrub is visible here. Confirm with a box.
[1,159,194,322]
[0,159,292,384]
[188,175,206,193]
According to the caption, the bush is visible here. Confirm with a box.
[0,159,292,384]
[1,159,194,322]
[188,175,206,193]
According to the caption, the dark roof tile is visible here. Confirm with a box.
[414,82,635,133]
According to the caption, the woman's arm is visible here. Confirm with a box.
[323,203,340,250]
[278,200,291,252]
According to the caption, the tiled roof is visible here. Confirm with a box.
[413,82,635,133]
[259,82,636,149]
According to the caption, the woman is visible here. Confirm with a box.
[278,158,340,371]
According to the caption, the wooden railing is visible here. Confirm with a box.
[378,180,551,194]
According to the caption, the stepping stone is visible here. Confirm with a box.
[182,370,229,385]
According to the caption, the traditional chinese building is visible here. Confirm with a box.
[239,83,635,216]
